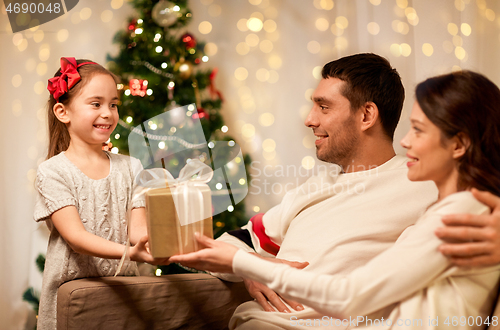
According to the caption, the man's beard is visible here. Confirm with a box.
[316,116,359,170]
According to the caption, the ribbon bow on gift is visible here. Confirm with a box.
[135,159,213,226]
[135,159,213,192]
[47,57,96,102]
[116,160,214,276]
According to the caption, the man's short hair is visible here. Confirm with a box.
[322,53,405,141]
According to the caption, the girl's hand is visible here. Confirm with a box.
[129,235,171,265]
[169,233,238,273]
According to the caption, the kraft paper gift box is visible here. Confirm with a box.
[145,183,213,258]
[139,160,214,258]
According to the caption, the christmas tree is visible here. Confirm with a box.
[107,0,251,273]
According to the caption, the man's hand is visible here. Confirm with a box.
[245,255,308,313]
[435,188,500,266]
[169,233,238,273]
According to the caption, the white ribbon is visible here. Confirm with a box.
[134,159,213,225]
[115,160,213,276]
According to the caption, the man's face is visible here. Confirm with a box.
[305,78,360,168]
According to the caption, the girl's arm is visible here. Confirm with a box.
[129,207,147,246]
[51,205,163,264]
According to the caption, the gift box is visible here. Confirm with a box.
[145,182,213,258]
[134,160,214,258]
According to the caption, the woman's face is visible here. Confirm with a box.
[400,102,458,188]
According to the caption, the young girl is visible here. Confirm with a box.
[34,57,160,329]
[170,70,500,329]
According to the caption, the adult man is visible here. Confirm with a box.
[211,53,440,328]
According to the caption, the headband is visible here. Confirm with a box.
[47,57,97,102]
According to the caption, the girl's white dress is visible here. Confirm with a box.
[34,151,144,330]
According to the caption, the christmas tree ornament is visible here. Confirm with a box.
[102,142,113,151]
[181,33,197,49]
[209,68,223,101]
[152,0,179,27]
[174,59,193,79]
[129,79,148,97]
[192,107,207,120]
[164,102,186,126]
[128,19,137,31]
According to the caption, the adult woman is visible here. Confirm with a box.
[171,70,500,329]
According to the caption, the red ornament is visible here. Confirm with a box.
[194,58,201,65]
[102,142,113,151]
[128,19,137,31]
[192,108,207,120]
[209,68,224,101]
[129,79,148,97]
[181,33,197,49]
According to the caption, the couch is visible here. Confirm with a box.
[57,273,252,330]
[57,273,500,330]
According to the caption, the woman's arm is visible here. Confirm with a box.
[51,205,164,264]
[172,194,487,318]
[436,189,500,266]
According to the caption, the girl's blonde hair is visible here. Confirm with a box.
[46,59,118,159]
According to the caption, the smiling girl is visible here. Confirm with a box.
[34,58,161,329]
[171,70,500,329]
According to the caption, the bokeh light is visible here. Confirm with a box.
[302,156,315,170]
[101,10,113,23]
[259,113,275,126]
[262,139,276,152]
[12,74,22,87]
[307,40,321,54]
[259,40,273,53]
[57,29,69,42]
[236,42,250,55]
[198,21,212,34]
[111,0,123,9]
[268,55,282,69]
[461,23,471,36]
[367,22,380,35]
[316,18,329,31]
[80,7,92,20]
[247,17,263,32]
[447,23,458,35]
[205,42,218,56]
[237,18,249,32]
[209,4,221,17]
[312,66,322,79]
[235,67,249,81]
[263,19,277,32]
[246,33,260,47]
[422,43,433,56]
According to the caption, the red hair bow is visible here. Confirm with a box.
[47,57,95,102]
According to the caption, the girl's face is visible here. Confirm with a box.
[400,102,458,189]
[65,73,119,147]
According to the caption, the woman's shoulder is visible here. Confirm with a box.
[430,191,490,216]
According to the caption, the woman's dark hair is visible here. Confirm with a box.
[46,59,118,159]
[416,70,500,196]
